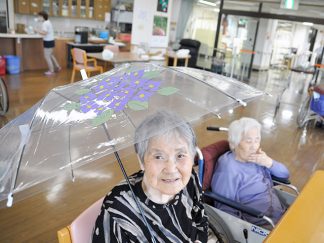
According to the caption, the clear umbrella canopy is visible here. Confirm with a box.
[0,63,264,206]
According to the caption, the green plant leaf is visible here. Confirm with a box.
[63,102,80,111]
[91,109,114,126]
[128,100,148,111]
[142,71,160,80]
[75,89,91,95]
[157,86,179,96]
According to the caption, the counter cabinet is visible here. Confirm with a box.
[0,34,73,72]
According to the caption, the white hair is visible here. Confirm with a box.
[134,110,197,163]
[228,117,261,151]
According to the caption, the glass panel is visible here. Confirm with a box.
[52,0,60,16]
[184,4,219,70]
[218,14,258,81]
[42,0,50,13]
[89,0,94,18]
[80,0,86,18]
[71,0,77,17]
[61,0,69,16]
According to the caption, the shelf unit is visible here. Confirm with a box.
[14,0,110,20]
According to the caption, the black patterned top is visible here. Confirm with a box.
[92,170,208,243]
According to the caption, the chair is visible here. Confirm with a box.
[197,140,298,242]
[70,48,103,83]
[178,39,201,68]
[57,197,104,243]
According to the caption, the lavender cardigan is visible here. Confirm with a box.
[211,151,289,226]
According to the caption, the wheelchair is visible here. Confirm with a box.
[0,77,9,116]
[297,83,324,128]
[297,64,324,128]
[197,139,299,243]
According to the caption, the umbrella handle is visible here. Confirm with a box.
[7,193,13,207]
[196,147,204,185]
[206,126,229,132]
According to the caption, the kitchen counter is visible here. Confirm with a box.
[0,34,75,71]
[0,33,42,38]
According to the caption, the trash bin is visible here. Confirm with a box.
[5,55,21,74]
[0,56,6,75]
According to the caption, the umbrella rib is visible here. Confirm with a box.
[102,123,157,243]
[68,125,75,182]
[8,96,47,206]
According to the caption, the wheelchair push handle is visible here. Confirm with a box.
[206,126,228,132]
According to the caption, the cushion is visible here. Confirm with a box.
[201,140,230,191]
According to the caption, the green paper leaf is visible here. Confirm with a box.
[63,102,80,111]
[128,100,148,111]
[142,71,160,80]
[91,109,114,126]
[75,88,91,95]
[157,86,179,96]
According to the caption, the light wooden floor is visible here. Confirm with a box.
[0,68,323,242]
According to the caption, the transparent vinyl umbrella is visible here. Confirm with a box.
[0,63,264,208]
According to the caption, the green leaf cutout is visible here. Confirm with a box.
[142,71,160,80]
[157,86,179,96]
[75,88,91,95]
[128,100,148,111]
[63,102,80,111]
[91,109,114,126]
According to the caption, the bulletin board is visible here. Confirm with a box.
[132,0,171,48]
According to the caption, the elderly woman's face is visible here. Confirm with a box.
[235,128,261,162]
[141,134,194,202]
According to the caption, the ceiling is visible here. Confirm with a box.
[222,0,324,6]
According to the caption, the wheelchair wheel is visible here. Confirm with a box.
[0,78,9,116]
[297,96,311,128]
[205,204,235,243]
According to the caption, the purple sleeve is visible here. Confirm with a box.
[269,160,290,178]
[211,154,242,217]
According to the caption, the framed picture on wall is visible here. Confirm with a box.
[157,0,168,13]
[152,16,167,36]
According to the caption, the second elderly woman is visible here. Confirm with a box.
[211,117,289,228]
[92,110,208,242]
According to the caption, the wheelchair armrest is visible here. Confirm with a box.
[271,175,290,184]
[203,190,264,219]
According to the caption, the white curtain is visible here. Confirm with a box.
[175,0,195,42]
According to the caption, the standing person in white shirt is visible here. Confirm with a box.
[37,11,61,76]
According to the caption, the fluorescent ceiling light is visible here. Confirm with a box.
[198,0,217,7]
[303,22,313,26]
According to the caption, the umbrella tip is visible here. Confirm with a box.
[7,193,13,207]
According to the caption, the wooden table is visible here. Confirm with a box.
[164,51,191,67]
[87,52,148,70]
[264,170,324,243]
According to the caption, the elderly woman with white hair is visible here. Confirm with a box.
[92,110,208,243]
[211,117,289,228]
